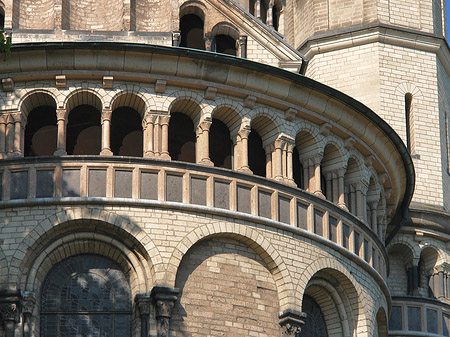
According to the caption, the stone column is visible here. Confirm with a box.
[160,115,171,160]
[12,113,25,157]
[22,291,36,337]
[238,35,247,58]
[279,309,306,337]
[267,1,274,26]
[0,114,6,158]
[204,35,213,51]
[273,139,283,180]
[236,128,251,173]
[100,108,113,156]
[369,201,378,232]
[154,116,161,157]
[254,0,261,19]
[172,31,181,47]
[337,168,346,209]
[151,286,179,337]
[196,120,213,165]
[325,171,332,201]
[332,171,339,203]
[55,108,67,156]
[5,114,14,157]
[143,114,155,158]
[136,293,151,337]
[265,144,273,178]
[312,155,324,197]
[0,290,22,337]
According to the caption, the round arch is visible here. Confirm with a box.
[165,223,296,311]
[18,90,58,118]
[110,91,147,117]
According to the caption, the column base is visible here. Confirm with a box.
[160,153,171,160]
[200,158,214,166]
[100,149,113,156]
[314,190,326,199]
[338,203,349,211]
[237,166,252,174]
[54,148,67,156]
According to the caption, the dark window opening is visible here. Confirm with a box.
[180,14,205,50]
[248,128,266,177]
[300,294,329,337]
[213,35,237,56]
[66,105,101,155]
[405,93,413,152]
[25,106,57,156]
[169,111,196,163]
[111,107,143,157]
[209,118,232,169]
[272,5,279,31]
[293,146,304,189]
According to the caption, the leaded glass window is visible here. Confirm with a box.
[41,254,132,337]
[299,294,328,337]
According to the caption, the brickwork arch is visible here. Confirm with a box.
[165,223,296,311]
[10,207,163,288]
[296,257,371,335]
[63,87,105,113]
[109,90,148,117]
[18,89,58,118]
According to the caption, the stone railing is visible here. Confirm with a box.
[0,156,386,277]
[390,296,450,336]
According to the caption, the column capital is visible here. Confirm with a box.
[22,291,36,316]
[135,293,151,316]
[56,108,67,121]
[101,108,112,123]
[172,31,181,47]
[196,119,212,135]
[279,309,306,337]
[0,290,22,323]
[151,286,179,337]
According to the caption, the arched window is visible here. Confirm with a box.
[41,254,132,337]
[405,93,413,152]
[292,146,304,189]
[180,14,205,50]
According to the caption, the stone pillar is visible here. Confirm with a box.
[254,0,261,19]
[54,108,67,156]
[100,108,113,156]
[151,286,179,337]
[265,144,273,178]
[332,171,339,203]
[172,31,181,47]
[286,142,294,185]
[369,201,378,232]
[143,114,156,158]
[196,120,213,165]
[0,290,22,337]
[313,155,324,197]
[136,293,151,337]
[325,171,332,201]
[160,115,171,160]
[279,309,306,337]
[22,291,36,337]
[267,1,274,26]
[204,35,213,51]
[5,114,15,157]
[273,139,284,180]
[0,114,6,158]
[235,128,251,173]
[337,168,346,209]
[238,35,247,58]
[12,113,24,157]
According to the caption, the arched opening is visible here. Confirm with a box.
[344,157,361,215]
[419,247,439,298]
[272,4,279,31]
[376,308,388,337]
[180,14,205,50]
[387,243,414,296]
[293,146,304,189]
[321,144,342,202]
[302,268,359,336]
[24,105,58,157]
[366,176,380,228]
[66,105,101,155]
[110,107,143,157]
[248,128,266,177]
[209,118,232,169]
[295,131,318,192]
[213,34,237,56]
[168,111,196,163]
[172,237,280,335]
[0,6,5,29]
[40,254,132,337]
[405,93,413,152]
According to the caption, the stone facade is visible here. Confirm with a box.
[0,0,446,336]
